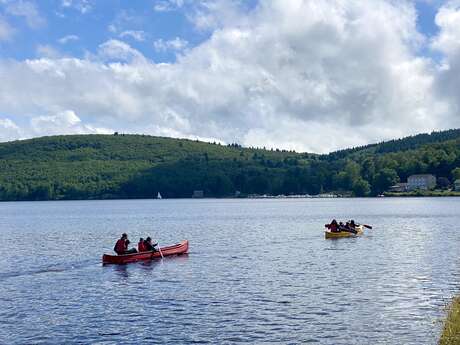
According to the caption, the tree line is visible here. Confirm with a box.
[0,131,458,201]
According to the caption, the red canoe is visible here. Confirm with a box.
[102,240,189,265]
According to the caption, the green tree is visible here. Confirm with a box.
[249,175,270,194]
[437,177,451,190]
[204,173,233,196]
[373,168,399,194]
[352,178,371,196]
[361,157,376,181]
[452,167,460,180]
[333,160,362,191]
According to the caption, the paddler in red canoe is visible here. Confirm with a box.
[138,237,146,252]
[114,233,137,255]
[143,237,158,252]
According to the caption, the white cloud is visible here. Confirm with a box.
[0,118,21,141]
[106,10,138,36]
[107,24,117,33]
[431,1,460,56]
[30,110,111,136]
[58,34,79,44]
[153,0,184,12]
[119,30,146,42]
[0,15,13,41]
[5,1,45,28]
[186,0,252,31]
[0,0,459,152]
[153,37,188,52]
[36,44,62,58]
[97,39,146,63]
[61,0,92,14]
[431,1,460,118]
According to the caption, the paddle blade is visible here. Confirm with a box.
[363,224,373,229]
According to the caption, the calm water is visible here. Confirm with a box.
[0,198,459,344]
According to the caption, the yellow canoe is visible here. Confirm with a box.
[324,225,364,239]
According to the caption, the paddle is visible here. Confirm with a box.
[348,221,372,230]
[156,242,164,259]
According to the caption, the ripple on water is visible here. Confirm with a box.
[1,198,460,344]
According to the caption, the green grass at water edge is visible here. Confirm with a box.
[440,297,460,345]
[385,191,460,197]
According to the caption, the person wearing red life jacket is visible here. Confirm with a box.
[138,238,146,252]
[114,233,137,255]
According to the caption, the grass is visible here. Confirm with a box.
[384,190,460,197]
[440,297,460,345]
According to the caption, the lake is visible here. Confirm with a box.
[0,198,459,344]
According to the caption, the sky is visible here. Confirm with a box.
[0,0,459,153]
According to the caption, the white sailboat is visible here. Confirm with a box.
[157,192,162,199]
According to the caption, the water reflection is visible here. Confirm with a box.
[141,253,189,268]
[113,264,129,279]
[105,254,190,280]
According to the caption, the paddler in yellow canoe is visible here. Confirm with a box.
[343,220,358,234]
[325,219,358,234]
[325,219,340,232]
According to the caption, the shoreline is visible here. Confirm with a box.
[384,191,460,197]
[440,296,460,345]
[0,194,459,202]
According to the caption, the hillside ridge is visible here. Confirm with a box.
[0,129,458,200]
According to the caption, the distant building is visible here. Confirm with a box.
[192,190,204,198]
[407,174,436,191]
[388,183,408,192]
[455,179,460,191]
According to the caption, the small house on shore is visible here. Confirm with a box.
[388,183,408,192]
[407,174,436,191]
[192,190,204,198]
[455,179,460,191]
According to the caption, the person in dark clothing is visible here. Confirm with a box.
[144,237,158,252]
[343,222,357,234]
[325,219,339,232]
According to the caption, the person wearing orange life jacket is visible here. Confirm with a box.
[114,233,137,255]
[138,237,146,252]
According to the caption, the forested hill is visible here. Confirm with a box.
[325,128,460,160]
[0,130,459,200]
